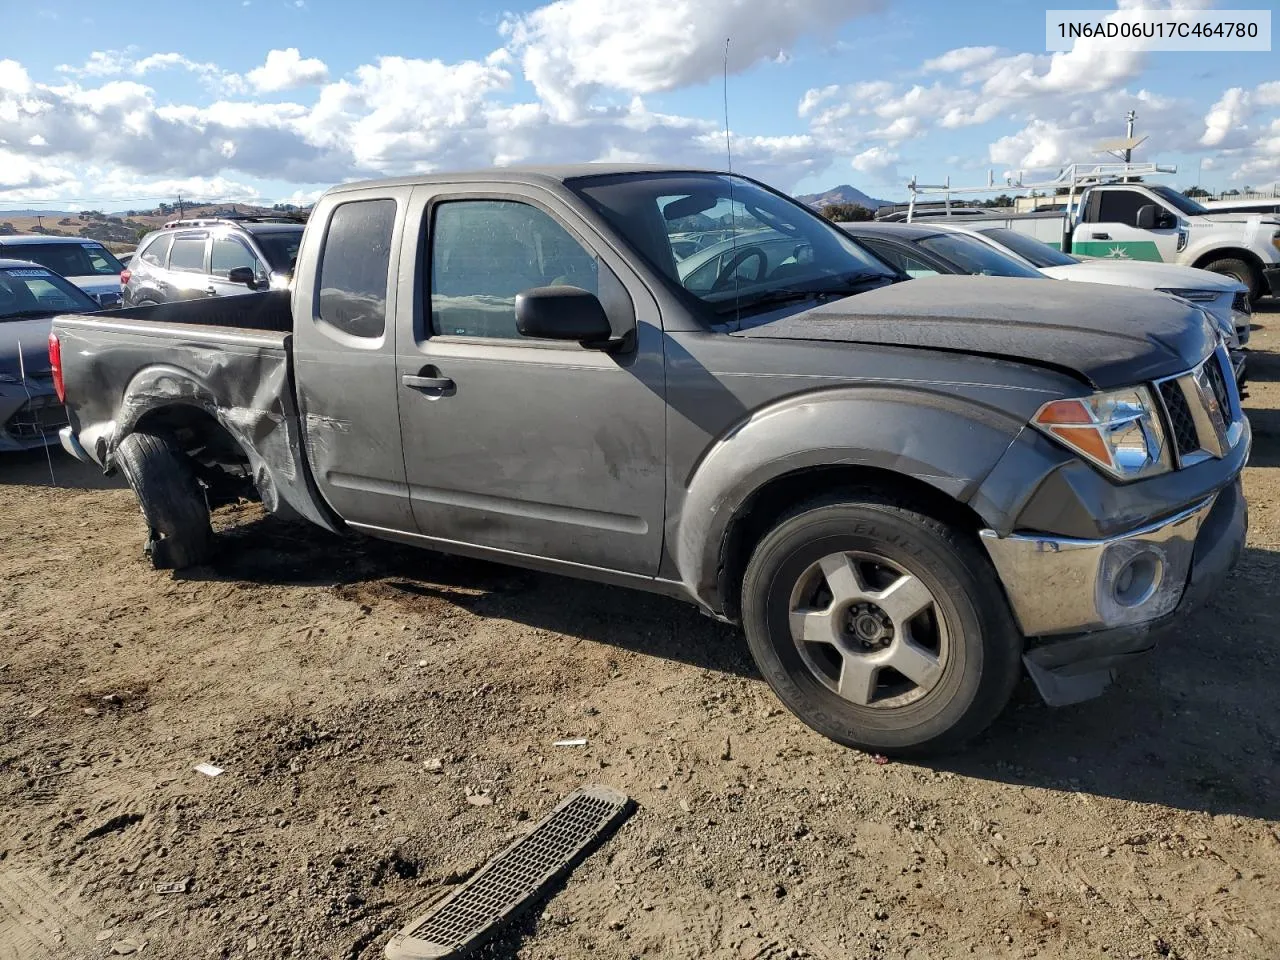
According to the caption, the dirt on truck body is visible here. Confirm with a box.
[2,310,1279,960]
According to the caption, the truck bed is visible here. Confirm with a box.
[100,290,293,333]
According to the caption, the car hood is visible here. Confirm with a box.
[0,316,54,379]
[731,275,1215,389]
[1039,260,1245,293]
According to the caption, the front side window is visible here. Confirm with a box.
[1095,190,1149,227]
[977,227,1077,268]
[168,234,207,273]
[860,238,940,278]
[318,199,396,339]
[430,200,599,339]
[210,236,260,278]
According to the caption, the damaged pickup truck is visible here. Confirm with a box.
[52,166,1249,754]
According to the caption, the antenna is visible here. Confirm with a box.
[723,37,741,331]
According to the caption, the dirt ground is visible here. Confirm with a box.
[2,309,1278,960]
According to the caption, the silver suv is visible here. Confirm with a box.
[123,216,304,306]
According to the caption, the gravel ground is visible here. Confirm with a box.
[1,305,1277,960]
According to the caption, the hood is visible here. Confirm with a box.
[732,275,1215,389]
[0,316,54,379]
[1197,212,1280,227]
[1041,260,1245,293]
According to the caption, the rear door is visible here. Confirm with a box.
[1076,188,1178,262]
[393,184,667,575]
[163,231,213,300]
[290,188,415,531]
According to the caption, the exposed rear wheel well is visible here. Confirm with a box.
[131,405,256,507]
[717,466,987,623]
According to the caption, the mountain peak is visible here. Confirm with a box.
[796,184,892,212]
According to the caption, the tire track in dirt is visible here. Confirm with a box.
[0,866,99,959]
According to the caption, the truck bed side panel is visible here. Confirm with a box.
[55,315,338,533]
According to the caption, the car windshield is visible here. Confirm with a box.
[1149,185,1209,217]
[0,267,100,320]
[915,232,1045,279]
[572,173,899,314]
[976,227,1079,268]
[2,241,123,277]
[255,231,304,272]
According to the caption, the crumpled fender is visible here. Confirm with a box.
[674,385,1024,613]
[110,361,340,534]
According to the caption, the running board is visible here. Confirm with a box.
[385,785,633,959]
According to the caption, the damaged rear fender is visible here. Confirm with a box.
[673,385,1024,615]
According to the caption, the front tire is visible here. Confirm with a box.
[116,430,213,570]
[1201,257,1262,303]
[741,496,1022,755]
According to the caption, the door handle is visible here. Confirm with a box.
[402,370,455,397]
[1090,232,1111,240]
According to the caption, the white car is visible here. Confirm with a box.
[0,235,125,307]
[940,224,1251,351]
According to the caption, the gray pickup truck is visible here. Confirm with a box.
[51,165,1249,754]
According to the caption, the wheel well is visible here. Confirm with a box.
[132,405,255,505]
[716,465,987,624]
[1191,247,1264,284]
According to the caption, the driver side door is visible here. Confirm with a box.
[1078,188,1178,262]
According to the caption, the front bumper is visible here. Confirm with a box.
[0,385,66,452]
[980,478,1247,705]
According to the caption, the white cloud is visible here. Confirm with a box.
[922,46,998,73]
[1255,81,1280,107]
[502,0,883,120]
[246,48,329,93]
[1201,88,1252,148]
[850,146,899,175]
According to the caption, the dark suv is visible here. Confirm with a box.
[123,216,304,306]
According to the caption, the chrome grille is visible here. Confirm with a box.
[1154,348,1243,468]
[4,396,68,440]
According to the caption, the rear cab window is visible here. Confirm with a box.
[317,199,397,339]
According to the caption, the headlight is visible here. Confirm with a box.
[1032,386,1171,481]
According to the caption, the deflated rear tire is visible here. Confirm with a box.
[116,430,213,570]
[741,495,1022,756]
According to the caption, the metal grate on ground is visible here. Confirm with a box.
[385,785,632,960]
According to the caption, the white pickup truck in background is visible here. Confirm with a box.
[904,164,1280,302]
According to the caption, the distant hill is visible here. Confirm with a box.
[796,184,893,212]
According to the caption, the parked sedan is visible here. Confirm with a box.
[0,259,101,451]
[0,235,126,306]
[840,221,1248,383]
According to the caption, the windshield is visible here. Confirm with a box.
[255,231,304,272]
[572,173,898,314]
[1149,185,1209,217]
[976,227,1078,268]
[1,241,123,277]
[0,267,100,320]
[916,233,1045,279]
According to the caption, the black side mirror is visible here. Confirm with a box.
[1157,210,1177,229]
[515,286,613,345]
[1135,204,1168,230]
[228,266,258,288]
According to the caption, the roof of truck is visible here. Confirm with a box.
[327,164,726,194]
[837,221,948,241]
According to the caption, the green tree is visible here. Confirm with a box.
[820,203,873,222]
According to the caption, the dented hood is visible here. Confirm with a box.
[732,275,1215,389]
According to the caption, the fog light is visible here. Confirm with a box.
[1112,552,1162,607]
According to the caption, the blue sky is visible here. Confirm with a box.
[0,0,1276,210]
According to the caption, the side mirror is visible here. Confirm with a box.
[228,266,258,288]
[1157,210,1177,229]
[515,286,613,345]
[1134,204,1167,230]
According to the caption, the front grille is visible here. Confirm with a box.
[1232,291,1251,315]
[4,397,68,440]
[1203,353,1232,419]
[1158,380,1199,458]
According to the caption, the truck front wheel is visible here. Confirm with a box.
[1201,257,1261,302]
[116,430,214,570]
[741,496,1022,755]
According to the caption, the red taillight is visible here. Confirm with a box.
[120,269,131,286]
[48,332,65,404]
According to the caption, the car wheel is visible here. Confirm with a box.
[116,430,213,570]
[741,495,1022,755]
[1202,258,1261,302]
